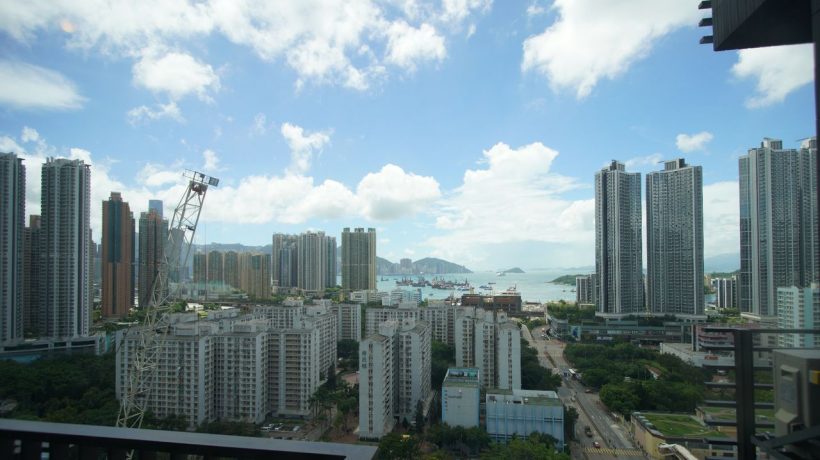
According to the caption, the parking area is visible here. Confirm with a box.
[261,422,304,440]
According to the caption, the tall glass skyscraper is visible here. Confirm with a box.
[594,161,643,316]
[646,159,704,317]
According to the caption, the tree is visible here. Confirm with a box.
[431,341,455,391]
[377,432,420,460]
[326,364,337,389]
[414,400,425,432]
[564,406,578,442]
[481,437,569,460]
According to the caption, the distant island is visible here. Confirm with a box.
[551,274,584,285]
[501,267,525,274]
[377,257,471,275]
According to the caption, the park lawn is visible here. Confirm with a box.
[643,413,727,438]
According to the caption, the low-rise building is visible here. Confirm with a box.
[485,389,564,447]
[441,367,480,428]
[631,412,735,460]
[659,342,734,369]
[461,294,522,314]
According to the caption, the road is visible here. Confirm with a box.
[522,324,645,460]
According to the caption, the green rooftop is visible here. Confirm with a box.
[637,413,727,438]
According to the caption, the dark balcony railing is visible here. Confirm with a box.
[700,327,820,460]
[0,419,376,460]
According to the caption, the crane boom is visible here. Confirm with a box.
[116,170,219,429]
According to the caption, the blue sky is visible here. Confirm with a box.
[0,0,815,270]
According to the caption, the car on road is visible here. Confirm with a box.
[592,441,601,448]
[584,388,592,393]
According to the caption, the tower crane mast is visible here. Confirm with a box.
[116,170,219,429]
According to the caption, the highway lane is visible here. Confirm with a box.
[522,324,645,460]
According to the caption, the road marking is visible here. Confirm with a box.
[582,447,643,456]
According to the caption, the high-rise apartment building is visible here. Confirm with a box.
[117,306,331,428]
[138,209,168,308]
[101,192,135,318]
[331,303,362,342]
[118,319,217,426]
[715,277,737,309]
[455,308,520,390]
[646,159,704,317]
[359,323,395,439]
[193,252,207,284]
[594,161,644,316]
[739,138,818,316]
[207,250,223,288]
[496,322,522,391]
[40,158,91,338]
[244,253,270,299]
[342,227,376,291]
[148,199,163,219]
[268,323,321,416]
[224,251,239,289]
[575,274,597,305]
[326,236,337,287]
[298,231,330,294]
[272,234,298,290]
[777,286,819,348]
[213,320,269,424]
[0,153,25,344]
[358,318,431,439]
[22,215,41,335]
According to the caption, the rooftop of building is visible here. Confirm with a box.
[443,367,480,388]
[363,332,391,344]
[485,388,561,407]
[632,412,727,439]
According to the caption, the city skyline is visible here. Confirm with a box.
[0,2,815,270]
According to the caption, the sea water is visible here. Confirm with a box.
[376,270,580,303]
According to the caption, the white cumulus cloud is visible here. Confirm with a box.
[522,0,698,98]
[731,44,813,109]
[703,181,739,259]
[385,21,447,71]
[676,131,713,152]
[357,164,441,220]
[0,60,85,110]
[427,141,590,267]
[281,122,331,174]
[624,153,663,171]
[127,102,184,125]
[133,49,220,101]
[0,0,491,93]
[202,149,220,171]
